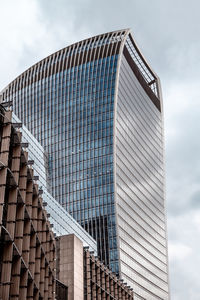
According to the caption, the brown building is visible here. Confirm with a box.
[84,249,134,300]
[56,234,134,300]
[0,105,56,300]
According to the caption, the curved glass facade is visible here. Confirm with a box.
[0,29,169,299]
[115,55,168,299]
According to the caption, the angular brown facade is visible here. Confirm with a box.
[56,234,134,300]
[84,249,134,300]
[0,105,56,300]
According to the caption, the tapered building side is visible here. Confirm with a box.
[0,29,169,299]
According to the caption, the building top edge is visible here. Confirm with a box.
[0,28,160,101]
[0,28,129,94]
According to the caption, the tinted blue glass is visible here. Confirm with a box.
[11,54,119,273]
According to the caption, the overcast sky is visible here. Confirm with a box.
[0,1,200,299]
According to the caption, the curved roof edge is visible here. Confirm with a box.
[0,28,129,94]
[0,28,161,102]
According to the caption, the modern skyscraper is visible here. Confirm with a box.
[0,29,169,299]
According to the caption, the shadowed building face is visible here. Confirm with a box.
[0,29,169,299]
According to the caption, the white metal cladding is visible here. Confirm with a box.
[115,55,169,299]
[42,190,97,253]
[12,113,49,190]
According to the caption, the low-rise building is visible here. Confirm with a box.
[0,105,56,300]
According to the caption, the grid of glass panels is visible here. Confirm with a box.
[12,112,97,254]
[9,54,119,274]
[115,55,169,299]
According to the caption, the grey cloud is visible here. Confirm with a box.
[165,83,200,216]
[37,0,200,81]
[190,190,200,209]
[168,209,200,299]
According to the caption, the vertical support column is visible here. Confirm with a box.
[91,257,96,300]
[101,267,106,300]
[34,244,41,289]
[0,116,11,233]
[22,217,31,266]
[48,272,53,300]
[44,265,49,300]
[39,253,45,297]
[19,159,27,202]
[37,204,42,242]
[33,288,39,300]
[19,151,29,300]
[14,203,25,253]
[14,160,27,253]
[6,189,18,239]
[96,261,101,300]
[0,116,14,299]
[7,143,21,239]
[19,268,28,300]
[0,111,12,165]
[11,140,21,183]
[42,214,47,253]
[122,288,126,300]
[9,256,21,300]
[32,194,38,232]
[27,280,34,300]
[114,277,118,299]
[125,290,129,300]
[105,270,109,299]
[26,180,33,219]
[0,243,13,300]
[29,232,36,277]
[110,276,114,297]
[0,168,7,231]
[45,227,50,263]
[118,283,122,300]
